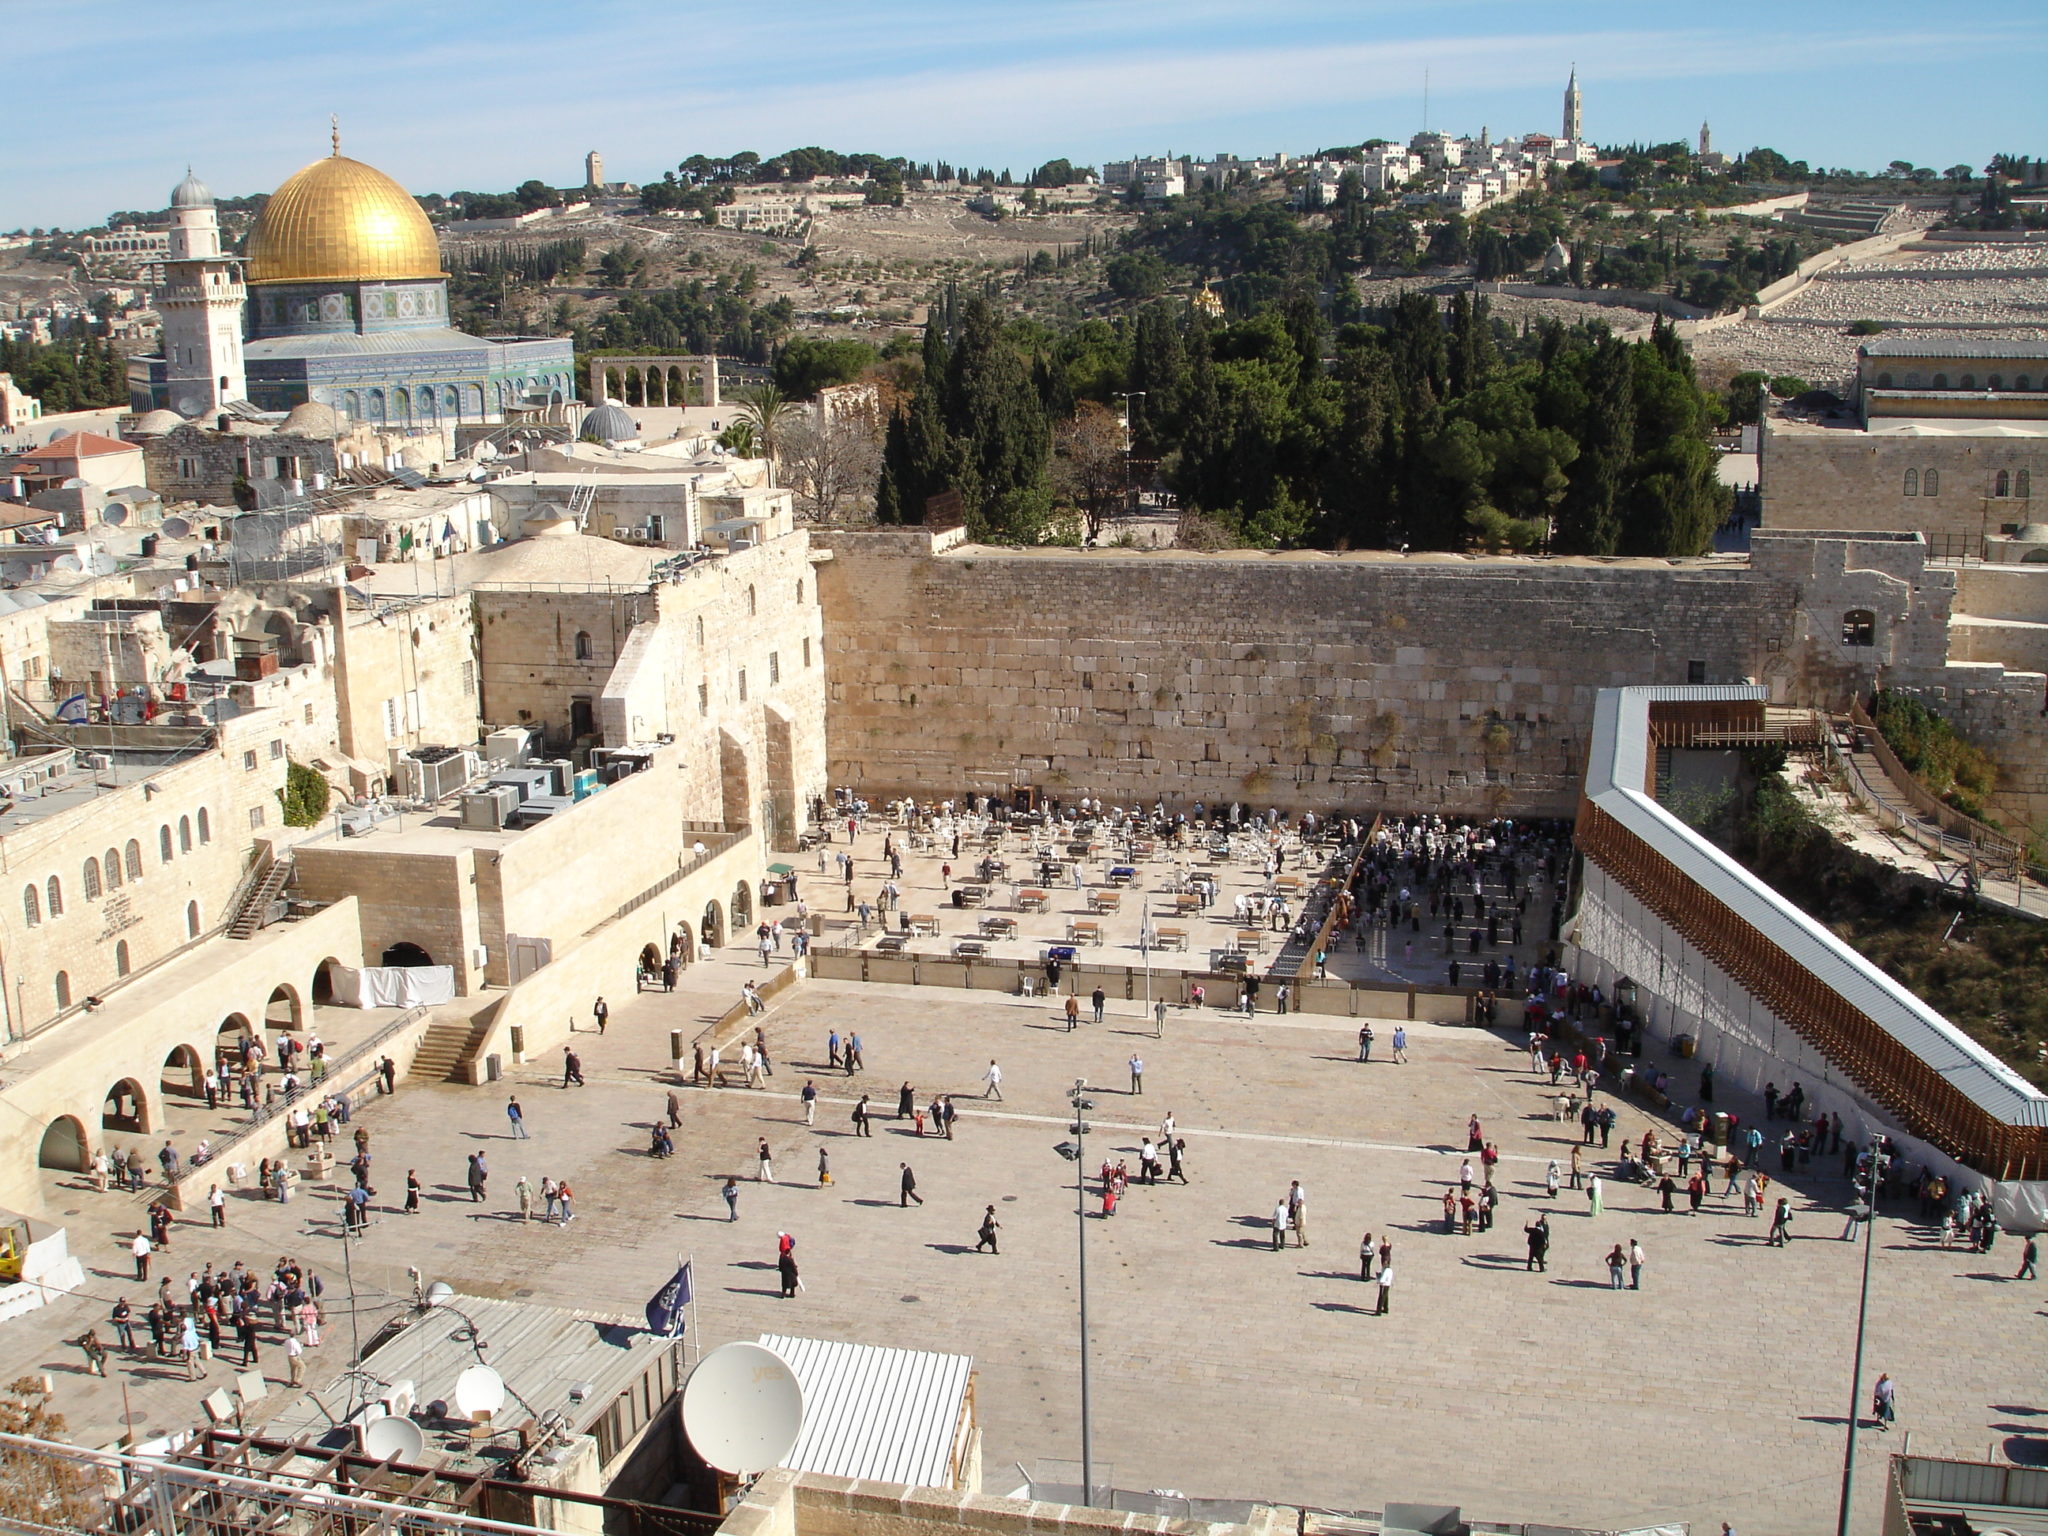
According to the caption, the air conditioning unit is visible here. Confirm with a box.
[379,1381,416,1420]
[82,752,113,772]
[484,727,538,767]
[459,785,519,831]
[397,747,476,803]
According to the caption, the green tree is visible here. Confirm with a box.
[773,337,878,398]
[278,761,332,828]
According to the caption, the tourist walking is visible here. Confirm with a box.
[983,1060,1003,1100]
[515,1175,534,1222]
[900,1163,922,1207]
[466,1152,488,1202]
[1392,1027,1408,1063]
[592,996,608,1034]
[722,1178,740,1221]
[1768,1197,1793,1245]
[1375,1263,1393,1314]
[757,1139,775,1182]
[1872,1372,1897,1431]
[562,1048,584,1087]
[1525,1214,1549,1272]
[1129,1054,1144,1095]
[507,1096,528,1138]
[976,1206,1001,1253]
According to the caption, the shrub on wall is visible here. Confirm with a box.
[279,760,332,828]
[1872,689,1997,819]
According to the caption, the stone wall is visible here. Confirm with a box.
[1761,416,2045,554]
[813,533,1787,816]
[328,587,483,779]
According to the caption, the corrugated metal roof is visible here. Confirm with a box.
[759,1334,970,1488]
[1585,686,2048,1127]
[1859,337,2048,360]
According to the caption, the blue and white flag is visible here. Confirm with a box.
[645,1261,693,1336]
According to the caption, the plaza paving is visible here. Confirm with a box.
[11,942,2045,1535]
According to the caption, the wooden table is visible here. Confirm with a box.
[956,886,987,907]
[1068,919,1105,945]
[909,913,940,936]
[1236,928,1266,954]
[1087,889,1122,914]
[980,915,1018,939]
[1016,888,1050,913]
[1173,893,1202,916]
[876,934,908,953]
[952,939,988,958]
[1153,925,1188,951]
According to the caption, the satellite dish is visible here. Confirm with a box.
[102,503,129,527]
[361,1415,427,1463]
[423,1280,454,1309]
[162,516,193,539]
[452,1364,505,1420]
[50,554,83,573]
[681,1342,803,1474]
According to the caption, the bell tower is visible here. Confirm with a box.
[1563,66,1583,143]
[157,170,246,417]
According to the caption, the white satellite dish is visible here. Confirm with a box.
[102,503,129,527]
[452,1364,506,1421]
[361,1414,427,1463]
[680,1342,803,1474]
[162,516,193,539]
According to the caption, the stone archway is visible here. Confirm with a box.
[161,1044,206,1100]
[382,942,433,968]
[265,983,302,1031]
[672,921,695,967]
[311,957,344,1005]
[37,1116,87,1173]
[102,1078,149,1135]
[731,880,754,934]
[639,942,662,978]
[701,899,724,950]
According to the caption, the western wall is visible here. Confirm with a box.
[813,529,1794,815]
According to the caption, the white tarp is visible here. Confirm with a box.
[328,965,456,1009]
[1994,1181,2048,1234]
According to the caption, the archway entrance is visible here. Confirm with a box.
[161,1044,206,1100]
[672,922,695,967]
[37,1116,87,1173]
[265,984,302,1031]
[382,942,433,968]
[701,900,724,950]
[731,881,754,935]
[102,1079,149,1135]
[639,943,662,982]
[312,957,343,1005]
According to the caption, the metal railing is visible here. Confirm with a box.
[1839,699,2023,873]
[584,823,745,936]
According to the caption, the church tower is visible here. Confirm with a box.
[1563,66,1582,143]
[156,170,246,418]
[1699,121,1712,158]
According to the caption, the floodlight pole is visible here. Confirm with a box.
[1072,1077,1094,1505]
[1834,1144,1883,1536]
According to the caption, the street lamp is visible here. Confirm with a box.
[1835,1136,1888,1536]
[1052,1078,1096,1504]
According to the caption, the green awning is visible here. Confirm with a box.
[767,862,795,876]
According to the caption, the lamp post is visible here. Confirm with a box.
[1114,391,1146,518]
[1053,1079,1096,1504]
[1835,1136,1887,1536]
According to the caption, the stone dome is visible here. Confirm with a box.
[127,409,186,436]
[579,403,638,443]
[170,169,213,209]
[280,401,341,438]
[246,154,445,286]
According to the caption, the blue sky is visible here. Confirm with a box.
[5,0,2043,230]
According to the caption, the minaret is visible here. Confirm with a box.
[156,169,246,418]
[1563,66,1582,143]
[1699,121,1712,158]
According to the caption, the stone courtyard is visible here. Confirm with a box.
[8,917,2043,1535]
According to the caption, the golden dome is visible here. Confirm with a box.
[246,154,444,286]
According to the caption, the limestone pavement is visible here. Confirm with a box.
[8,948,2044,1536]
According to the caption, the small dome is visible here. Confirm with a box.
[2014,523,2048,544]
[579,403,638,443]
[170,169,213,209]
[127,409,186,436]
[281,401,341,438]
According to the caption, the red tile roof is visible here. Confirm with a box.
[13,431,137,463]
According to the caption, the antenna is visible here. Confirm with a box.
[452,1364,506,1421]
[361,1415,427,1463]
[680,1342,803,1474]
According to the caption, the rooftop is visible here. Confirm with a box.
[1860,336,2048,360]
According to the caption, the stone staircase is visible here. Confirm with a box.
[409,1015,493,1082]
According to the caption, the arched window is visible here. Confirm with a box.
[46,877,62,917]
[23,885,39,927]
[82,861,101,901]
[1841,610,1876,647]
[2020,470,2034,499]
[115,940,130,977]
[54,972,70,1009]
[796,579,805,604]
[197,809,210,844]
[2018,376,2033,392]
[103,850,121,891]
[186,901,201,938]
[573,630,593,660]
[160,826,173,863]
[1876,372,1893,389]
[1903,468,1919,497]
[1960,374,1976,390]
[1924,469,1939,496]
[1997,470,2012,498]
[178,816,192,853]
[1932,373,1949,389]
[1989,374,2003,390]
[125,840,142,881]
[747,585,757,617]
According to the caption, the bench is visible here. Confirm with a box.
[1068,920,1105,945]
[908,914,940,936]
[1235,928,1266,954]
